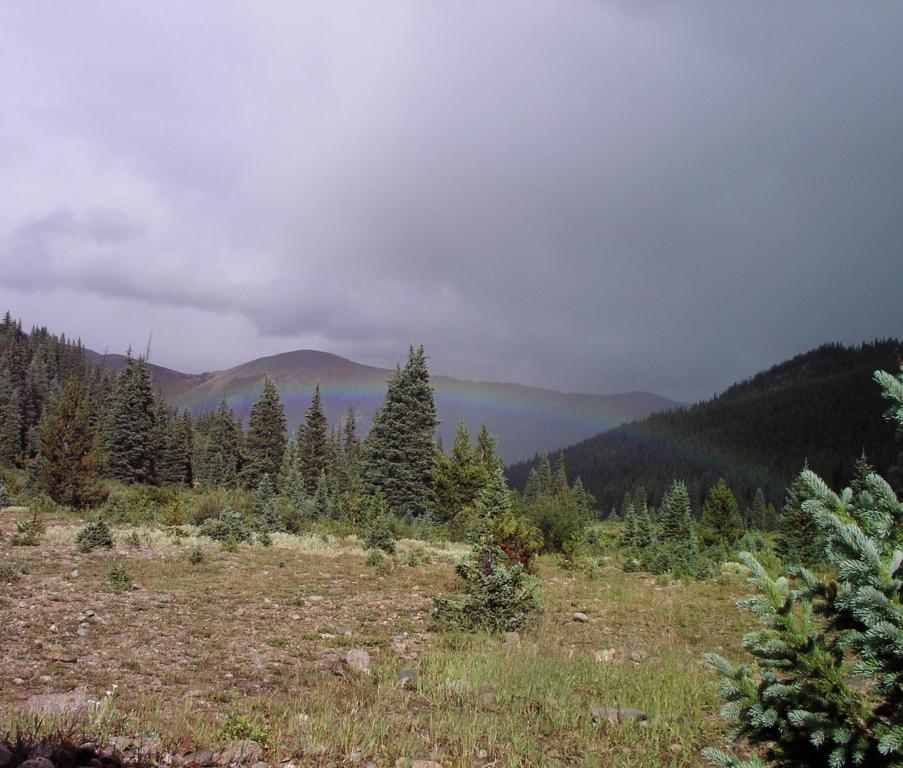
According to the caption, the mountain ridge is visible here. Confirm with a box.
[87,347,679,463]
[506,339,902,512]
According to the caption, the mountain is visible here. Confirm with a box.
[89,348,678,463]
[507,340,902,513]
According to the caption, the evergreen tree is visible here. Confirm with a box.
[433,421,489,523]
[314,470,330,518]
[701,478,744,546]
[660,480,694,542]
[0,373,22,466]
[34,378,104,508]
[195,399,242,487]
[477,423,501,474]
[552,452,570,497]
[523,468,541,503]
[153,397,186,485]
[776,466,824,566]
[704,367,903,768]
[106,352,157,484]
[400,345,439,516]
[0,479,13,508]
[175,408,194,485]
[747,487,768,529]
[361,347,438,518]
[241,376,286,488]
[297,383,328,493]
[536,454,553,496]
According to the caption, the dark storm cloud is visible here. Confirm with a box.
[0,2,901,400]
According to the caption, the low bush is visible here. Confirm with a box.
[76,520,113,552]
[433,539,543,634]
[197,509,253,543]
[362,513,397,555]
[11,513,46,546]
[106,562,133,592]
[0,559,20,582]
[188,545,205,564]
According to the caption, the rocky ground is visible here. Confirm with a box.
[1,518,750,767]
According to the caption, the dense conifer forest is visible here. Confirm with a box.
[507,340,901,515]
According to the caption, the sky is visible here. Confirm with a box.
[0,2,901,403]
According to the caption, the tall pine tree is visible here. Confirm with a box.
[240,376,286,488]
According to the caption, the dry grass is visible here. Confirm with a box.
[0,514,750,767]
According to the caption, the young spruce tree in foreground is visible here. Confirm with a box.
[704,365,903,768]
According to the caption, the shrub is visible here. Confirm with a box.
[76,520,113,552]
[124,531,142,549]
[221,536,238,553]
[197,509,253,543]
[214,710,270,745]
[362,513,397,555]
[256,530,273,548]
[106,562,133,592]
[365,548,386,572]
[188,545,205,564]
[486,510,543,572]
[0,559,20,582]
[704,367,903,768]
[433,539,543,634]
[0,480,15,508]
[11,512,46,546]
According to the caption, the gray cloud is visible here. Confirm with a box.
[0,2,901,401]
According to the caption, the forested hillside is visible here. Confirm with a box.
[507,340,902,514]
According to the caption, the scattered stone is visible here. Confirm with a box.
[590,706,648,724]
[184,748,216,765]
[19,759,54,768]
[24,687,92,715]
[345,648,371,675]
[215,740,262,765]
[594,648,617,663]
[572,612,590,623]
[136,737,163,757]
[13,678,25,686]
[669,744,684,755]
[349,752,364,765]
[399,668,418,689]
[629,650,650,664]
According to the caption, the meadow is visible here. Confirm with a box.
[1,508,754,768]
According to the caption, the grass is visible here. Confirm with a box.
[0,512,750,766]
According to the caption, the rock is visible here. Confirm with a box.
[13,678,25,686]
[19,759,55,768]
[594,648,617,663]
[184,748,216,765]
[629,650,649,663]
[572,612,590,623]
[110,737,134,753]
[24,687,92,714]
[345,648,371,675]
[215,740,262,765]
[590,706,648,724]
[669,744,684,755]
[411,762,443,768]
[0,745,12,768]
[399,668,418,689]
[137,737,163,757]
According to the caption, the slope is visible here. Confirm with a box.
[506,340,901,513]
